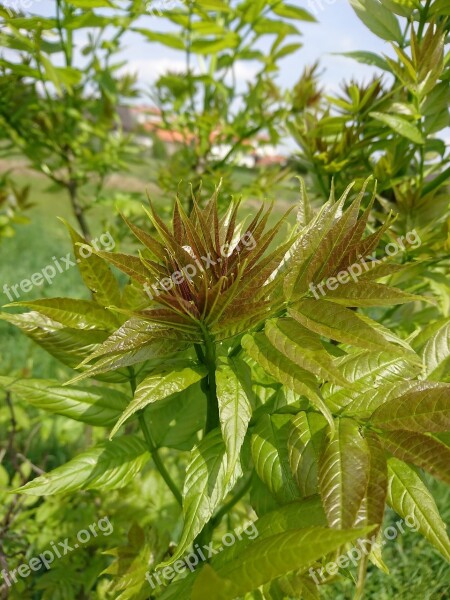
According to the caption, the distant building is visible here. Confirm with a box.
[118,104,287,166]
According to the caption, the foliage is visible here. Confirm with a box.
[289,0,450,340]
[0,171,32,240]
[2,179,450,598]
[0,0,140,238]
[137,0,316,208]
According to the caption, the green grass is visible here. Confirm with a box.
[323,478,450,599]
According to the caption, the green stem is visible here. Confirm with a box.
[417,0,431,40]
[211,471,254,528]
[353,551,369,600]
[138,413,182,507]
[129,369,182,507]
[195,471,254,552]
[198,330,219,435]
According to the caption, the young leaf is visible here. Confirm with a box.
[193,525,376,599]
[242,333,334,431]
[387,458,450,561]
[160,429,241,567]
[350,0,403,43]
[288,412,328,496]
[290,300,407,353]
[422,320,450,381]
[62,219,121,307]
[4,297,119,330]
[318,418,370,529]
[381,431,450,485]
[251,414,301,503]
[354,433,388,529]
[0,377,128,427]
[371,382,450,433]
[324,281,427,307]
[0,311,108,369]
[265,318,350,385]
[370,112,425,144]
[110,364,207,438]
[16,436,149,495]
[216,360,252,486]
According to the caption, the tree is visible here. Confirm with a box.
[0,0,140,238]
[137,0,316,209]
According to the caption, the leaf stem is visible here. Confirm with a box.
[353,551,369,600]
[197,330,220,435]
[128,368,182,507]
[211,471,254,528]
[138,413,182,507]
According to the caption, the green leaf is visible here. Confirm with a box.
[146,382,206,451]
[370,112,425,144]
[135,29,185,50]
[61,219,121,307]
[272,3,316,22]
[253,18,300,36]
[350,0,403,42]
[16,436,148,495]
[0,311,108,369]
[354,433,387,529]
[68,0,115,7]
[288,412,328,496]
[160,429,240,567]
[318,418,370,528]
[371,382,450,433]
[159,497,327,600]
[265,318,350,385]
[0,377,128,427]
[5,297,119,330]
[242,333,334,432]
[327,354,418,413]
[191,33,240,54]
[387,458,450,561]
[290,300,400,353]
[214,497,327,568]
[340,51,390,71]
[323,281,427,307]
[381,431,450,485]
[193,526,376,599]
[216,360,252,486]
[422,321,450,381]
[110,364,207,438]
[341,381,418,420]
[252,414,301,503]
[67,338,186,384]
[194,0,232,11]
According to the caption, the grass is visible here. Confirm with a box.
[323,477,450,599]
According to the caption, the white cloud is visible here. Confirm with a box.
[119,57,187,84]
